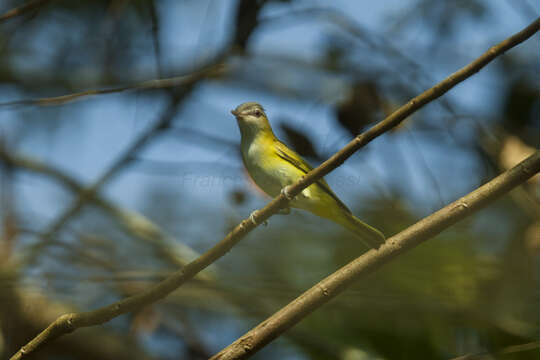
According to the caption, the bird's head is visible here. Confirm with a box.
[231,102,272,136]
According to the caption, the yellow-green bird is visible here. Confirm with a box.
[231,102,385,249]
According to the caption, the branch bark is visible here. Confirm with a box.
[212,151,540,360]
[9,16,540,360]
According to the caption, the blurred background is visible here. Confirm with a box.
[0,1,539,359]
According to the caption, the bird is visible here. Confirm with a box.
[231,102,385,249]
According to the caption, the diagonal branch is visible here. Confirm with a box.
[212,151,540,359]
[9,16,540,360]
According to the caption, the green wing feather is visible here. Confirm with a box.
[273,140,351,214]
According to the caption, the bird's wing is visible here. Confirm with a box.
[274,140,351,213]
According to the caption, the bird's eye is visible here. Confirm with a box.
[253,110,262,117]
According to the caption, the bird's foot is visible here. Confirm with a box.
[249,210,268,226]
[278,207,291,215]
[281,185,294,200]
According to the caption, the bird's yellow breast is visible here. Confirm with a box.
[241,133,326,208]
[242,134,292,197]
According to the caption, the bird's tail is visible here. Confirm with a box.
[335,211,385,249]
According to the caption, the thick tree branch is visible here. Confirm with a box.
[9,16,540,360]
[212,151,540,360]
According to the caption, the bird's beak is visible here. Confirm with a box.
[230,109,239,116]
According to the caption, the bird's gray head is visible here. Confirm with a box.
[231,102,266,120]
[231,102,272,137]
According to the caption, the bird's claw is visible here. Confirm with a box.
[278,207,291,215]
[249,210,268,226]
[281,186,294,200]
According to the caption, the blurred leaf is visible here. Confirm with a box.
[130,306,161,335]
[336,82,382,136]
[502,79,540,146]
[279,121,320,160]
[228,188,247,206]
[233,0,265,49]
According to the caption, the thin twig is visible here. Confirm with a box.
[0,64,225,107]
[450,339,540,360]
[9,16,540,360]
[147,0,164,78]
[0,0,53,23]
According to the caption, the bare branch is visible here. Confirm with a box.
[9,16,540,360]
[211,150,540,360]
[0,63,226,107]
